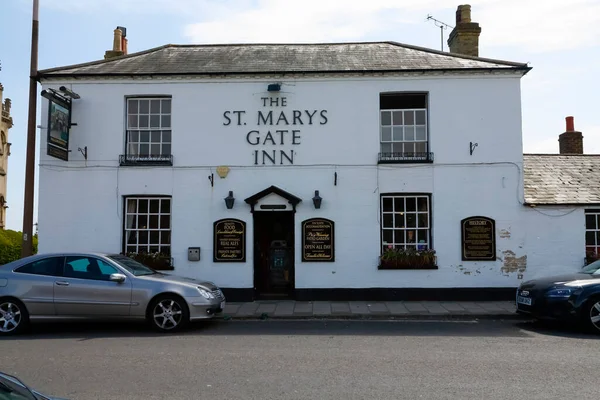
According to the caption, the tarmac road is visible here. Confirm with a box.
[1,319,598,400]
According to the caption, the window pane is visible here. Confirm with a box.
[392,127,403,141]
[150,231,160,244]
[586,231,595,246]
[382,229,393,244]
[596,231,600,246]
[392,143,404,153]
[140,131,150,142]
[161,99,171,114]
[160,215,170,229]
[151,131,161,142]
[161,246,171,256]
[151,144,161,155]
[381,127,392,142]
[415,142,426,153]
[417,229,428,244]
[149,215,159,229]
[394,214,405,228]
[126,215,136,229]
[406,214,416,228]
[126,246,137,254]
[138,199,148,213]
[98,260,118,275]
[138,215,148,228]
[139,100,149,114]
[394,197,404,212]
[128,115,138,128]
[162,144,171,155]
[149,199,160,213]
[149,246,160,253]
[161,115,171,128]
[381,111,391,126]
[162,131,172,142]
[415,110,426,125]
[403,142,415,153]
[404,110,414,125]
[128,99,138,114]
[417,197,428,211]
[150,115,160,128]
[16,257,62,276]
[406,197,416,212]
[415,126,426,141]
[139,115,149,128]
[392,111,403,125]
[161,231,171,244]
[129,131,139,142]
[382,198,393,211]
[405,126,415,141]
[381,143,392,153]
[126,231,137,245]
[383,213,393,228]
[150,100,161,114]
[418,213,428,228]
[586,214,597,229]
[140,144,150,155]
[127,198,137,212]
[139,231,149,245]
[161,199,171,213]
[394,230,405,244]
[406,230,416,243]
[128,144,139,155]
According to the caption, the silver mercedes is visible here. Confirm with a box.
[0,252,226,335]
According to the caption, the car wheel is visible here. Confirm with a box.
[148,295,189,333]
[586,297,600,334]
[0,298,29,336]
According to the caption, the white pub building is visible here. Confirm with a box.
[37,6,600,301]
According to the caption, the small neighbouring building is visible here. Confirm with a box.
[35,6,599,301]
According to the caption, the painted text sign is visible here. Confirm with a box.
[214,219,246,262]
[461,216,496,261]
[302,218,335,262]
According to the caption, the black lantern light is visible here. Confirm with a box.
[312,190,322,209]
[224,191,235,209]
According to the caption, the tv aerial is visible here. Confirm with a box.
[426,15,454,51]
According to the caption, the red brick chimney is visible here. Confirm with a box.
[558,116,583,154]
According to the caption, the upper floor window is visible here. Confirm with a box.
[379,93,431,164]
[121,97,173,166]
[586,209,600,262]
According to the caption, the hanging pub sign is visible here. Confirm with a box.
[41,88,77,161]
[302,218,335,262]
[213,218,246,262]
[461,216,496,261]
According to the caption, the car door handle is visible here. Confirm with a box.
[55,281,70,286]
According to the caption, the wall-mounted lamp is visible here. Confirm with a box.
[267,83,281,92]
[224,191,235,209]
[312,190,322,209]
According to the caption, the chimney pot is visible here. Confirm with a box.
[566,116,574,132]
[456,4,472,24]
[448,4,482,57]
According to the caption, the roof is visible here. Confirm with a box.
[523,154,600,205]
[38,41,530,78]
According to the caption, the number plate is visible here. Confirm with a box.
[517,296,532,306]
[220,301,225,309]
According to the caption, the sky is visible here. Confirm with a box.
[0,0,599,232]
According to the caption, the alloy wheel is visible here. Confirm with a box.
[590,301,600,332]
[0,301,22,333]
[153,299,184,330]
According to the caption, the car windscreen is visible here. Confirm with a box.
[108,255,157,276]
[581,260,600,274]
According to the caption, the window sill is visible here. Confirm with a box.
[378,262,438,270]
[119,154,173,166]
[378,152,434,164]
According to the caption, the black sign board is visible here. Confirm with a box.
[46,95,71,161]
[302,218,335,262]
[213,218,246,262]
[461,216,496,261]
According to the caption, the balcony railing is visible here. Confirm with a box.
[378,152,434,164]
[119,154,173,166]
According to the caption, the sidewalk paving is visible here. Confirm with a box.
[220,300,525,320]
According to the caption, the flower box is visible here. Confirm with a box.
[126,252,174,271]
[378,247,437,270]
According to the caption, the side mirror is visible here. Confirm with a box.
[109,273,126,283]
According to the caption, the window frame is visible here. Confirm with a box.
[585,209,600,259]
[13,256,65,277]
[380,193,433,254]
[122,195,172,257]
[121,96,173,166]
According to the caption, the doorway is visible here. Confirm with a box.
[253,211,295,299]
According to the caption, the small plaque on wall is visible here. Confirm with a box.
[461,216,496,261]
[302,218,335,262]
[213,218,246,262]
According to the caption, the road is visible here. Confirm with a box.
[1,319,598,400]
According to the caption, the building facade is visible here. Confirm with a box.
[36,6,597,301]
[0,84,12,229]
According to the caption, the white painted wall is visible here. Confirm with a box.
[37,74,585,290]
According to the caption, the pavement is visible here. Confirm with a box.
[1,319,598,400]
[221,300,521,320]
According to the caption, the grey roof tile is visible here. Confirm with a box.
[523,154,600,205]
[38,41,530,78]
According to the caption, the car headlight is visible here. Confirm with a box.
[545,288,577,298]
[197,288,215,299]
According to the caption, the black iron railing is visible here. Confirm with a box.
[119,154,173,166]
[378,152,434,164]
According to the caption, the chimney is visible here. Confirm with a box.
[117,26,128,55]
[447,4,482,57]
[559,116,583,154]
[104,27,125,59]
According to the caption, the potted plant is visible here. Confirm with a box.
[126,251,174,271]
[379,245,437,270]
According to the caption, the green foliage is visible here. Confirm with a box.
[0,229,38,265]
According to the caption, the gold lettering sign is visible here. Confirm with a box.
[302,218,335,262]
[214,218,246,262]
[461,216,496,261]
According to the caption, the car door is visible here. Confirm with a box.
[53,255,133,316]
[11,256,65,316]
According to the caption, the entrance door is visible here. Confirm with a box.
[253,211,295,299]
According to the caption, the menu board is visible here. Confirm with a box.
[461,216,496,261]
[302,218,335,262]
[213,219,246,262]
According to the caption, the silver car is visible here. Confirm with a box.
[0,252,225,335]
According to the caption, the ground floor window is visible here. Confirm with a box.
[124,196,171,256]
[585,209,600,261]
[381,194,431,254]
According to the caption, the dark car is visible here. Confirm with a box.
[516,260,600,333]
[0,371,67,399]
